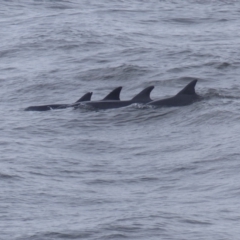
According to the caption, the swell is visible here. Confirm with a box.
[0,172,20,180]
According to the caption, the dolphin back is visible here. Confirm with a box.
[102,87,122,101]
[25,92,93,111]
[75,92,93,103]
[176,79,198,96]
[147,79,199,107]
[131,86,154,103]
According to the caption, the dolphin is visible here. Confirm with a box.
[24,92,93,111]
[24,86,123,111]
[78,86,154,110]
[101,86,122,101]
[147,79,199,107]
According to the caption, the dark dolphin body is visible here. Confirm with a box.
[24,86,123,111]
[79,86,154,110]
[147,79,199,107]
[101,86,122,101]
[24,92,93,111]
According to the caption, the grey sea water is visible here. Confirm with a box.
[1,1,240,239]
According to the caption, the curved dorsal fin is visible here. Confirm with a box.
[102,87,122,101]
[131,86,154,102]
[176,79,198,95]
[75,92,92,103]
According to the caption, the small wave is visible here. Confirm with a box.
[204,87,240,100]
[41,0,77,10]
[77,64,148,82]
[216,62,231,69]
[20,83,59,93]
[123,176,160,184]
[86,178,117,185]
[181,218,213,225]
[19,231,93,240]
[167,61,232,73]
[168,17,215,25]
[0,48,20,58]
[0,172,20,180]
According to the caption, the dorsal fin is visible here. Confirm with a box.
[102,87,122,101]
[176,79,198,95]
[75,92,92,103]
[131,86,154,102]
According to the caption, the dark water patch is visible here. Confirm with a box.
[76,64,148,83]
[47,4,75,11]
[169,165,197,174]
[194,154,240,166]
[0,48,21,58]
[166,49,192,57]
[212,61,231,69]
[169,17,214,25]
[102,224,142,233]
[120,47,154,58]
[60,168,103,177]
[17,83,83,103]
[123,176,160,184]
[217,18,229,22]
[181,218,212,226]
[114,107,176,123]
[203,87,240,101]
[86,178,118,186]
[19,231,94,240]
[28,170,56,178]
[0,172,20,180]
[191,109,238,126]
[31,0,78,10]
[101,233,128,239]
[167,61,232,73]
